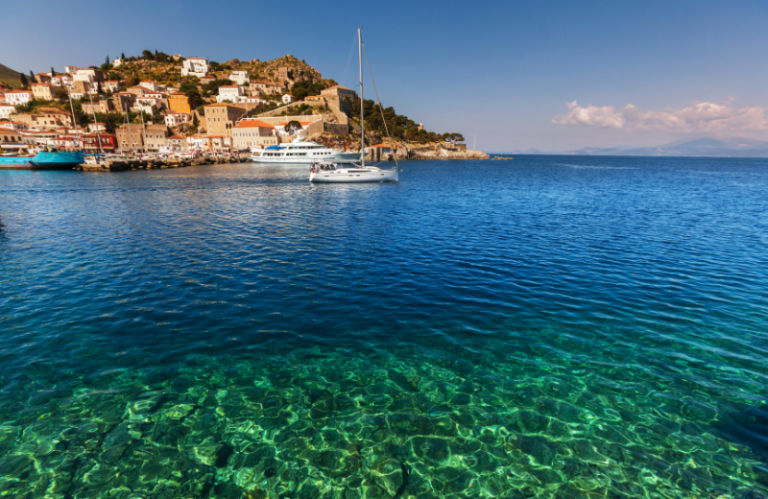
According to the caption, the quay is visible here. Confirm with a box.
[77,152,251,172]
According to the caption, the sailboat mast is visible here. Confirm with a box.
[359,27,364,167]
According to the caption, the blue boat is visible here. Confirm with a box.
[0,151,86,170]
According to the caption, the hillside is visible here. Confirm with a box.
[0,63,22,87]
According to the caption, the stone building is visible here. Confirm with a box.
[231,120,278,149]
[31,83,54,101]
[143,124,170,151]
[116,124,144,151]
[204,103,247,137]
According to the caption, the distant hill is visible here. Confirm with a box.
[513,137,768,158]
[0,63,22,87]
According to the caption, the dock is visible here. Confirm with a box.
[77,153,251,172]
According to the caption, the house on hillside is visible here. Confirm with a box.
[229,71,249,85]
[5,90,33,106]
[232,119,278,149]
[282,94,294,104]
[32,83,54,101]
[321,85,356,101]
[217,85,245,103]
[181,58,209,77]
[169,93,191,114]
[165,112,190,127]
[0,104,15,120]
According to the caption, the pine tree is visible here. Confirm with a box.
[51,67,56,76]
[121,52,125,60]
[29,71,37,84]
[20,73,29,89]
[106,55,110,66]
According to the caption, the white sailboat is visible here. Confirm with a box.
[309,28,399,183]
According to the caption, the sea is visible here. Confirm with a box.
[0,156,767,499]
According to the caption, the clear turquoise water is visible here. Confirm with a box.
[1,157,768,499]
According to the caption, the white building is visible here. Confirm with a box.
[73,70,95,84]
[181,57,209,77]
[139,81,160,92]
[165,112,191,127]
[5,90,33,106]
[133,96,162,114]
[50,74,73,87]
[0,121,29,131]
[112,58,122,67]
[216,85,245,103]
[229,70,249,85]
[104,81,120,93]
[242,96,265,104]
[64,66,81,74]
[68,91,86,100]
[88,122,107,132]
[282,94,294,104]
[0,104,15,120]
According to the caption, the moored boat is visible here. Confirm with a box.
[0,151,86,170]
[251,138,358,164]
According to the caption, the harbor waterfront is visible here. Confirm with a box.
[1,156,768,499]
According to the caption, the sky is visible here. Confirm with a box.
[5,0,768,152]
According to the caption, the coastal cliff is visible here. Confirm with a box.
[396,144,490,160]
[314,134,490,160]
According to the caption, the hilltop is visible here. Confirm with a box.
[0,63,22,87]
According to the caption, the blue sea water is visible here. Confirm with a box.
[1,156,768,499]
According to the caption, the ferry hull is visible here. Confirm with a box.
[0,152,86,170]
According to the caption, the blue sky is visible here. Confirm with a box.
[5,0,768,152]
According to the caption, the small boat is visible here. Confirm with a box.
[251,138,358,164]
[310,28,398,183]
[0,150,86,170]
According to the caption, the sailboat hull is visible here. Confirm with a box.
[310,168,398,183]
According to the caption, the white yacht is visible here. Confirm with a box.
[251,138,358,164]
[310,28,399,184]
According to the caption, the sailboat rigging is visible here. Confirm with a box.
[309,28,399,183]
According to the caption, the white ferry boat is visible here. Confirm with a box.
[251,138,358,164]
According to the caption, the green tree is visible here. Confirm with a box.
[121,52,126,60]
[97,82,104,95]
[28,71,37,84]
[51,67,56,76]
[106,55,110,66]
[142,50,155,60]
[192,113,199,128]
[20,73,29,89]
[443,133,464,144]
[53,87,68,102]
[283,120,302,135]
[95,112,125,134]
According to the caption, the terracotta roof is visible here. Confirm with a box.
[0,130,20,135]
[323,85,353,91]
[169,135,185,139]
[7,90,32,94]
[219,85,238,88]
[234,120,274,129]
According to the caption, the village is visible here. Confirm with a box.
[0,53,477,162]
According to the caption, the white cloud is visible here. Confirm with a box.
[553,99,768,133]
[552,101,625,128]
